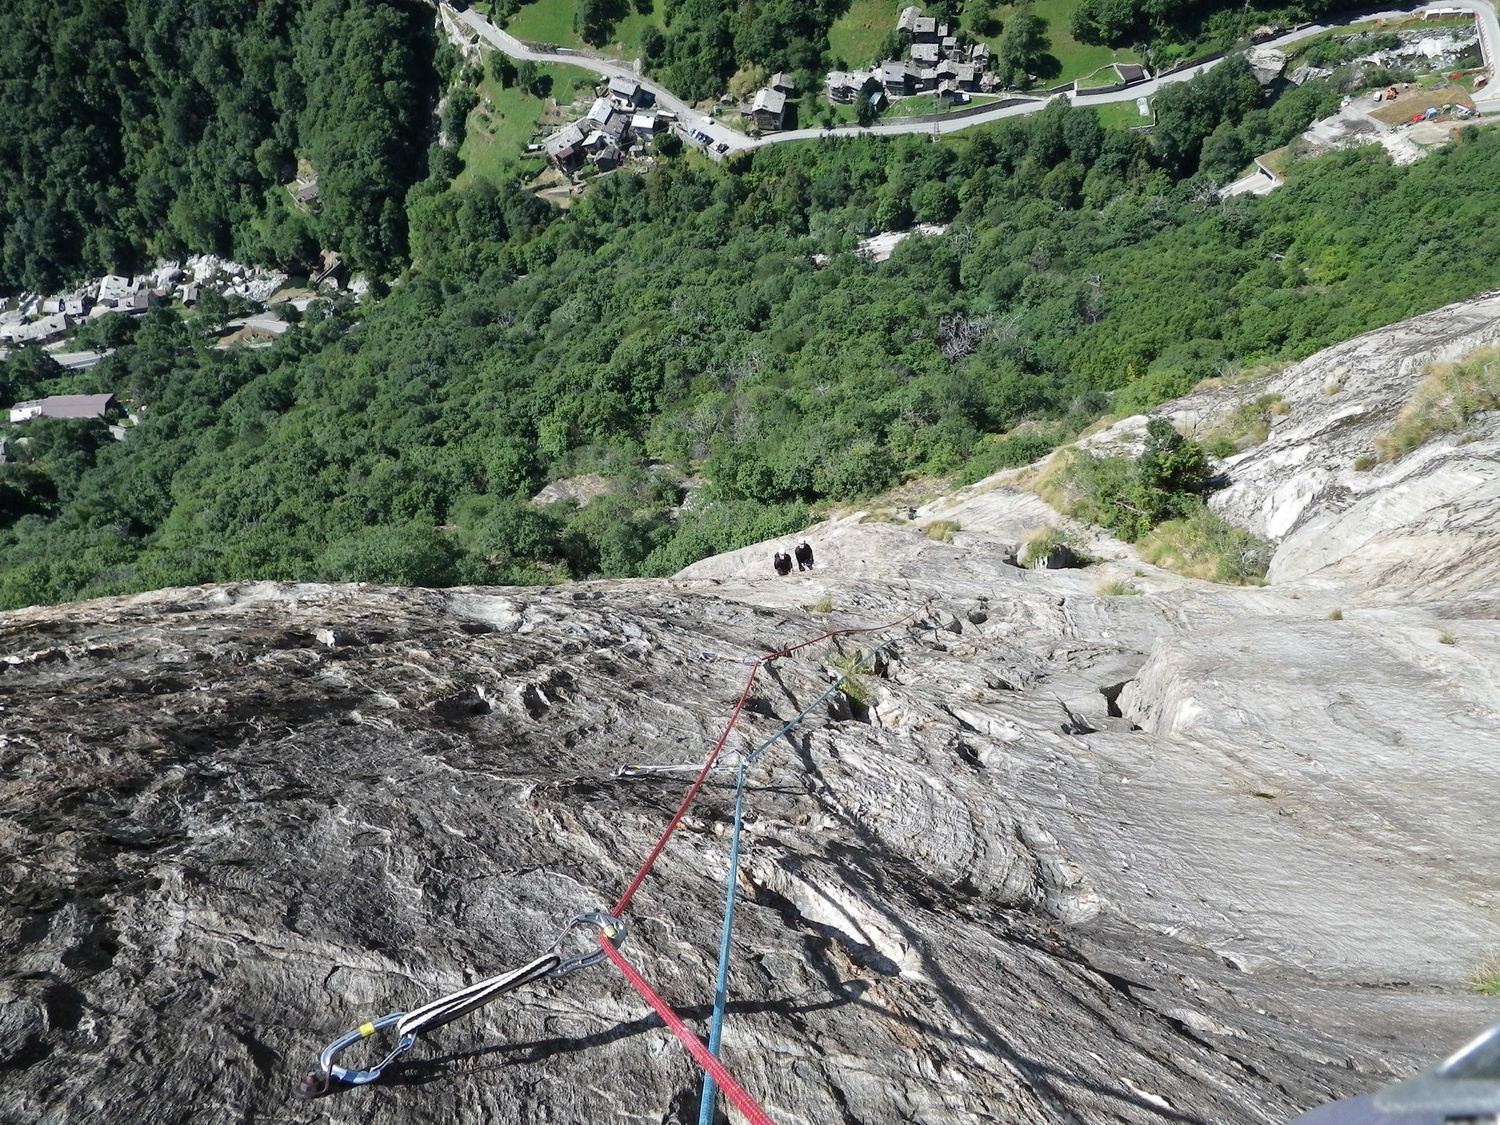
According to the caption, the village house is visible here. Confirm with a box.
[293,176,320,209]
[544,121,589,171]
[607,76,652,109]
[936,60,980,90]
[747,87,787,131]
[871,5,997,103]
[0,312,71,346]
[8,393,117,424]
[769,72,796,94]
[825,70,876,104]
[630,110,659,138]
[97,275,134,306]
[879,60,911,97]
[587,97,615,126]
[1113,63,1148,84]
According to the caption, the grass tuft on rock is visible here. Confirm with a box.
[1019,527,1070,567]
[921,520,960,543]
[1204,394,1289,458]
[1376,346,1500,461]
[1472,959,1500,996]
[1137,507,1270,585]
[828,650,874,706]
[805,595,833,614]
[1096,579,1140,596]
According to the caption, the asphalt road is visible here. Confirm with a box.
[0,348,110,370]
[451,0,1500,151]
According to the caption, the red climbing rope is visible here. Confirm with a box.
[599,605,928,1124]
[598,936,775,1125]
[610,608,925,917]
[610,667,761,916]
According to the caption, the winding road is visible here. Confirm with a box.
[452,0,1500,153]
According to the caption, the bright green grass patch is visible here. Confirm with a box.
[503,0,667,59]
[1092,99,1152,130]
[608,8,669,59]
[885,92,1002,117]
[503,0,583,48]
[457,65,598,187]
[1137,506,1271,585]
[987,0,1139,85]
[828,0,903,68]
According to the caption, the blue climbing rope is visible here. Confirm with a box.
[697,636,902,1125]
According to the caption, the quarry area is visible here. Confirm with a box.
[1,293,1498,1123]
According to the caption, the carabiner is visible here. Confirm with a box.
[298,1011,411,1098]
[548,911,627,977]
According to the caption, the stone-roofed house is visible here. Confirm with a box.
[825,70,876,104]
[910,43,940,65]
[897,5,921,35]
[879,60,911,97]
[937,60,979,89]
[1113,63,1148,83]
[607,76,652,108]
[598,111,630,142]
[769,72,796,94]
[587,96,615,126]
[937,79,967,105]
[748,87,787,131]
[544,122,589,171]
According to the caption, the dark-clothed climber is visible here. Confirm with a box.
[794,540,814,572]
[773,551,793,576]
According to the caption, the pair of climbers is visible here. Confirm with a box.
[771,540,815,577]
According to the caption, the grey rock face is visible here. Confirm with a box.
[3,564,1493,1125]
[5,297,1500,1125]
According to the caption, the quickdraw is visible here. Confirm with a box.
[300,604,927,1121]
[298,911,625,1098]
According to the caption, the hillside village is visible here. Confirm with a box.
[543,76,676,171]
[830,4,1005,110]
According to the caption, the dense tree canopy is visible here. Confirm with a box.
[1070,0,1369,59]
[0,0,443,292]
[4,11,1500,609]
[5,74,1500,608]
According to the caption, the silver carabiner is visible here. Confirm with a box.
[548,911,627,977]
[298,1011,411,1098]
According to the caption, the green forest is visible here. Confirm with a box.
[0,0,445,292]
[4,2,1500,609]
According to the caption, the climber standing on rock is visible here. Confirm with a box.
[794,539,815,572]
[773,550,792,576]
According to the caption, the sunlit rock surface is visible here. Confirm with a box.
[5,295,1500,1125]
